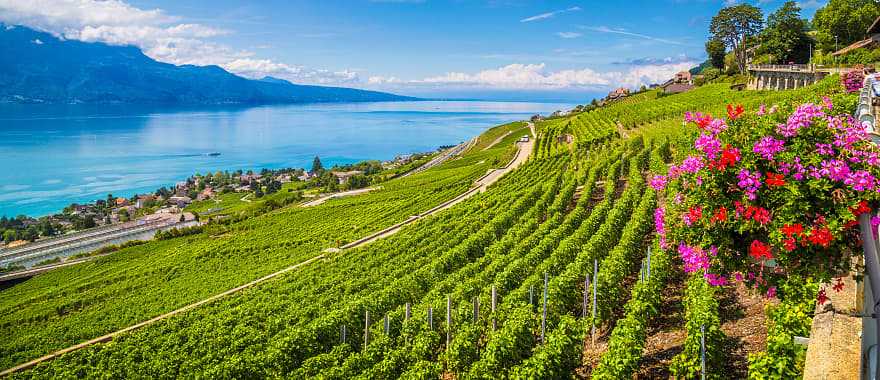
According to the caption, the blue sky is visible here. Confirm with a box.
[0,0,826,101]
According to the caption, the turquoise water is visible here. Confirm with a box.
[0,101,570,217]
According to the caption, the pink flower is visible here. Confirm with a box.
[695,133,722,159]
[655,207,668,249]
[753,136,786,161]
[756,104,766,115]
[678,243,710,274]
[706,118,728,135]
[777,103,825,137]
[736,169,762,200]
[650,175,667,190]
[820,159,851,181]
[815,143,833,156]
[680,155,705,174]
[822,96,833,110]
[704,273,727,286]
[766,286,777,299]
[845,170,877,191]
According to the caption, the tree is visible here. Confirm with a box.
[813,0,880,53]
[710,4,764,73]
[3,229,16,243]
[311,156,324,174]
[706,38,727,69]
[760,1,812,63]
[118,208,130,223]
[346,174,370,190]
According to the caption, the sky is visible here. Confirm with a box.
[0,0,827,101]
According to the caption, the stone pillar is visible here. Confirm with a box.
[803,274,862,379]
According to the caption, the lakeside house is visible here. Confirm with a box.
[297,172,315,181]
[606,87,630,101]
[332,170,364,184]
[168,196,193,208]
[239,174,262,183]
[661,70,695,94]
[136,195,155,208]
[197,188,215,201]
[674,70,692,84]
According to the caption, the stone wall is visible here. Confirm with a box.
[747,70,826,91]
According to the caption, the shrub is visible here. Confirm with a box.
[652,92,874,298]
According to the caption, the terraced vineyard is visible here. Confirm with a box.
[1,76,854,378]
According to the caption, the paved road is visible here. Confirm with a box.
[300,187,379,207]
[482,131,512,151]
[402,137,475,178]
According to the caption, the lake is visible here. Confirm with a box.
[0,101,571,217]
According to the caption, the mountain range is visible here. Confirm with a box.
[0,25,414,104]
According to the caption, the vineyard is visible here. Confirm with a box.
[0,75,859,379]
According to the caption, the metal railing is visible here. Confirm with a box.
[747,64,815,72]
[859,73,880,380]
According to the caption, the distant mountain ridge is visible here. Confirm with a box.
[0,25,414,104]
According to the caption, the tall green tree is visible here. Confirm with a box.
[760,1,812,63]
[710,4,764,73]
[813,0,880,53]
[311,156,324,174]
[706,38,727,69]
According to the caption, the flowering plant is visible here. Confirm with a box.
[842,66,865,93]
[653,95,878,297]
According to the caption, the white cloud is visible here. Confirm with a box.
[225,58,360,84]
[580,25,683,45]
[408,61,697,90]
[0,0,358,85]
[368,76,401,84]
[556,32,581,39]
[520,6,581,22]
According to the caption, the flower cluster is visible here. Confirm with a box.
[842,67,865,94]
[655,97,879,299]
[753,136,786,161]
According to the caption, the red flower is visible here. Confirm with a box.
[733,201,745,217]
[808,227,833,247]
[685,207,703,225]
[783,238,797,252]
[817,287,829,305]
[696,115,712,129]
[745,206,771,225]
[765,172,786,187]
[851,200,871,216]
[727,104,744,120]
[833,278,845,292]
[749,240,773,261]
[780,223,804,238]
[710,206,728,224]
